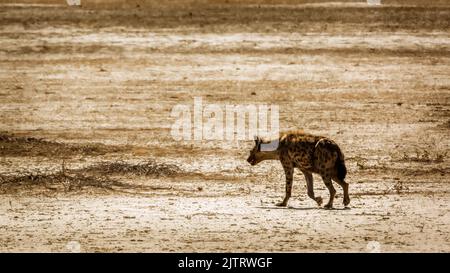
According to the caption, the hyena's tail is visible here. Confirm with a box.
[334,144,347,181]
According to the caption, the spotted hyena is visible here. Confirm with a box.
[247,130,349,209]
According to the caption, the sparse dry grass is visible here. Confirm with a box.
[0,167,120,193]
[0,159,182,193]
[0,132,128,157]
[401,150,447,163]
[82,160,182,177]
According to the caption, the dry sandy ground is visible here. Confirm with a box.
[0,0,449,252]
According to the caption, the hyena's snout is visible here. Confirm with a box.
[247,155,256,165]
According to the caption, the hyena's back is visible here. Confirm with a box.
[278,131,347,181]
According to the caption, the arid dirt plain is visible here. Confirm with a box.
[0,0,449,252]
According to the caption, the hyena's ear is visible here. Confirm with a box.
[254,136,261,145]
[254,136,262,151]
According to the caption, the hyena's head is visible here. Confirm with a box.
[247,137,263,166]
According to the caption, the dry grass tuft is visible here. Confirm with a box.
[401,150,447,163]
[0,168,123,192]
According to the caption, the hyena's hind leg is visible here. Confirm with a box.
[333,177,350,207]
[301,170,323,206]
[321,175,336,209]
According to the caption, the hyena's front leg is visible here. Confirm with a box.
[276,163,294,207]
[301,171,323,206]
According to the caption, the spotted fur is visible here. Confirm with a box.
[247,130,349,209]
